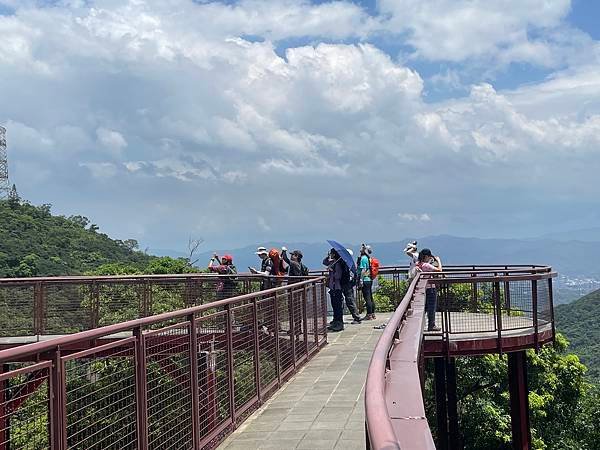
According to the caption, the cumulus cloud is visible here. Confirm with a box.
[0,0,599,248]
[377,0,582,67]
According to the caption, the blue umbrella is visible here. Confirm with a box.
[326,240,356,272]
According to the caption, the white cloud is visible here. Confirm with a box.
[398,213,431,222]
[79,162,117,179]
[96,127,127,156]
[0,0,599,247]
[377,0,584,68]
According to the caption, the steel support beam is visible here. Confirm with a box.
[446,357,461,450]
[508,351,531,450]
[434,358,448,450]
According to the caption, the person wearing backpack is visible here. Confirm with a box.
[324,248,345,332]
[358,244,376,320]
[323,249,362,325]
[208,253,238,299]
[282,248,309,278]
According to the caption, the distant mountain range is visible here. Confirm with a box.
[156,234,600,275]
[153,234,600,304]
[537,227,600,242]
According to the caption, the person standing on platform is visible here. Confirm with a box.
[249,247,275,290]
[341,248,361,323]
[208,253,238,299]
[416,248,443,332]
[358,244,376,320]
[324,249,344,332]
[282,248,309,278]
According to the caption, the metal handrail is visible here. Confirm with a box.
[365,275,423,449]
[364,267,556,449]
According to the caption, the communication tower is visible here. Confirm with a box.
[0,126,9,199]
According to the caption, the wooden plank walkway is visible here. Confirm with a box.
[218,313,392,450]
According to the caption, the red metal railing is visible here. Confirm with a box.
[364,266,555,449]
[0,278,327,449]
[0,273,313,340]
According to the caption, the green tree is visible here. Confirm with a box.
[425,334,600,450]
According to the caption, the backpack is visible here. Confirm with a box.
[340,261,354,287]
[300,263,309,277]
[369,257,380,279]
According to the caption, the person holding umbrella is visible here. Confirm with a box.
[324,248,345,332]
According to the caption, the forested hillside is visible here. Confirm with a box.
[0,199,154,277]
[556,288,600,382]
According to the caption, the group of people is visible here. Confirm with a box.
[323,243,377,332]
[208,240,444,333]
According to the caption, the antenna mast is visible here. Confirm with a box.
[0,126,9,200]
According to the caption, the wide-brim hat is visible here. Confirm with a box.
[255,246,268,256]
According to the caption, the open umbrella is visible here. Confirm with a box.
[326,240,356,272]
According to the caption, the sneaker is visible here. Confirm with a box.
[362,314,374,321]
[328,321,344,332]
[427,325,441,332]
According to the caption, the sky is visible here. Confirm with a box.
[1,0,599,251]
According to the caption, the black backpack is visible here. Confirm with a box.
[300,263,309,277]
[340,261,355,288]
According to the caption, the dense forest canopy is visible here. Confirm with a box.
[0,199,155,277]
[556,288,600,383]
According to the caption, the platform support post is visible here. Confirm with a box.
[434,358,448,450]
[446,357,461,450]
[508,351,531,450]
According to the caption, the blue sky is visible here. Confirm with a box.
[0,0,599,251]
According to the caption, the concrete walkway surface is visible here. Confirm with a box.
[218,313,391,450]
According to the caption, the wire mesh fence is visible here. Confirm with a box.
[430,272,554,338]
[0,278,327,450]
[0,274,316,339]
[0,362,51,450]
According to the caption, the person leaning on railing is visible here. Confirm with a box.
[417,248,442,332]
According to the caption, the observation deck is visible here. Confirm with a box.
[0,265,555,449]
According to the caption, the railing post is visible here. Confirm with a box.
[303,286,309,357]
[548,278,556,344]
[494,281,503,354]
[504,276,511,314]
[252,298,262,403]
[532,280,539,351]
[33,282,45,336]
[49,349,66,450]
[288,290,297,369]
[321,282,328,343]
[133,327,149,450]
[312,283,319,349]
[273,291,281,386]
[188,314,201,449]
[0,365,9,450]
[225,304,236,427]
[90,281,100,329]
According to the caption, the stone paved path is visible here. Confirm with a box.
[218,313,391,450]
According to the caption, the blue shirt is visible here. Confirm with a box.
[359,255,371,282]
